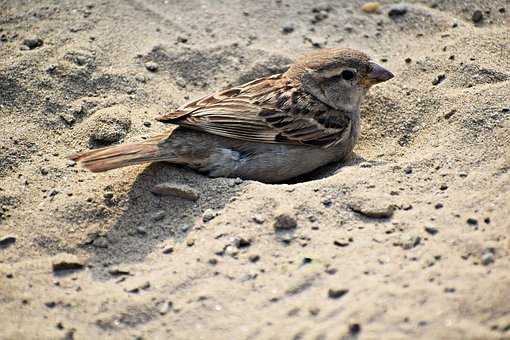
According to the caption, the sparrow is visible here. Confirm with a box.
[70,48,393,183]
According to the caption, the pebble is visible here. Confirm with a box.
[349,202,394,219]
[432,74,446,86]
[333,238,351,247]
[152,210,166,221]
[481,251,494,265]
[233,236,251,249]
[252,214,265,224]
[328,288,349,299]
[151,183,200,201]
[248,254,260,263]
[361,2,380,14]
[388,4,408,18]
[472,10,483,23]
[159,301,172,315]
[202,209,216,222]
[467,218,478,226]
[0,235,16,249]
[23,36,43,49]
[125,281,150,293]
[282,24,294,34]
[398,235,421,250]
[108,266,131,276]
[52,254,85,273]
[273,213,297,230]
[145,61,159,72]
[424,226,439,235]
[349,324,362,335]
[162,245,174,254]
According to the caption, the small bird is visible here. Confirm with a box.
[70,48,393,183]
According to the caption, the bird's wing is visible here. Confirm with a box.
[156,74,351,147]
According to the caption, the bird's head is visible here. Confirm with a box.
[285,48,394,112]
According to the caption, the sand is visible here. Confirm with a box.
[0,0,509,339]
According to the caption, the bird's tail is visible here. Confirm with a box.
[69,134,169,173]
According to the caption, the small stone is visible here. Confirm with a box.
[274,213,297,230]
[444,109,456,119]
[405,57,412,63]
[162,245,174,254]
[349,323,361,335]
[388,4,408,18]
[361,2,380,14]
[233,237,251,248]
[434,203,443,209]
[399,235,421,250]
[52,254,85,273]
[467,218,478,226]
[481,251,494,265]
[439,184,448,191]
[0,235,16,249]
[424,226,439,235]
[328,288,348,299]
[472,10,483,23]
[136,226,147,235]
[159,301,172,315]
[224,245,238,257]
[252,214,265,224]
[125,281,150,293]
[208,258,218,265]
[432,74,446,86]
[143,121,151,127]
[248,254,260,263]
[108,266,131,276]
[152,210,166,221]
[282,24,294,34]
[23,37,43,49]
[349,202,394,219]
[202,209,216,222]
[333,238,350,247]
[145,61,158,72]
[151,183,200,201]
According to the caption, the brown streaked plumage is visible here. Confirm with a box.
[70,48,393,183]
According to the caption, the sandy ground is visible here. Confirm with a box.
[1,0,509,339]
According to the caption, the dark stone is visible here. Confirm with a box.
[23,37,43,49]
[388,4,408,18]
[424,226,439,235]
[328,288,348,299]
[274,213,297,230]
[432,74,446,85]
[472,10,483,23]
[0,235,16,249]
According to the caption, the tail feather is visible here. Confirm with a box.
[70,141,164,173]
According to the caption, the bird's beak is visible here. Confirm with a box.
[366,62,394,85]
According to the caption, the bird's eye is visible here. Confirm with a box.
[340,70,356,81]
